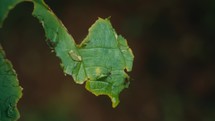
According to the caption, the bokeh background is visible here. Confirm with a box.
[1,0,215,121]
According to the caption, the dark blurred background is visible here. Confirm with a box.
[1,0,215,121]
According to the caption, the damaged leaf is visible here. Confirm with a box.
[0,0,134,109]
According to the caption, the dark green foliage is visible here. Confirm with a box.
[0,46,22,121]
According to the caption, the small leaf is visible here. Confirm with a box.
[0,45,22,121]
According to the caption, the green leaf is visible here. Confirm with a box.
[0,0,134,108]
[32,0,134,107]
[0,45,22,121]
[81,19,134,107]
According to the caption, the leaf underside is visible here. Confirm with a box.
[1,0,134,114]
